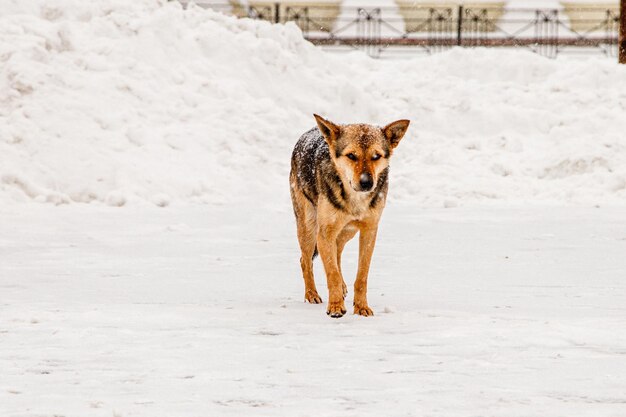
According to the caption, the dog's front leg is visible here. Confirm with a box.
[354,221,378,316]
[317,223,347,318]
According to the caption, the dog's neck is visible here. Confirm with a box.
[341,183,377,218]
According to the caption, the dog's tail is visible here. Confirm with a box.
[312,245,318,260]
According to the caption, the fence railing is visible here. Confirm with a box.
[181,2,621,58]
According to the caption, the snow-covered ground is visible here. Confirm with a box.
[2,1,626,416]
[2,205,626,416]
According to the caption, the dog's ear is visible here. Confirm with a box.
[383,119,410,149]
[314,114,341,145]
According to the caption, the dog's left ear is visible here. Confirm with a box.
[383,120,410,149]
[314,114,341,145]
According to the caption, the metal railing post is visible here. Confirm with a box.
[457,5,463,46]
[618,0,626,64]
[554,9,560,58]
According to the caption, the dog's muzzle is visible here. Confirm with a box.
[359,173,374,192]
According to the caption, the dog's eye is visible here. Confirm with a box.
[372,154,381,161]
[346,153,357,161]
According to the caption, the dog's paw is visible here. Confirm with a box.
[342,281,348,299]
[326,301,347,318]
[304,289,323,304]
[354,304,374,317]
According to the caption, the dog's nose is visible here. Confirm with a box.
[359,173,373,191]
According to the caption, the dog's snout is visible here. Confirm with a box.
[359,173,373,191]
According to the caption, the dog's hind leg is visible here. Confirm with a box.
[336,225,358,299]
[294,196,322,304]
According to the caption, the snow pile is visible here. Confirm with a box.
[1,0,626,208]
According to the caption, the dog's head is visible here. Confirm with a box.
[314,114,410,193]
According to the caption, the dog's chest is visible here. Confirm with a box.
[344,191,378,219]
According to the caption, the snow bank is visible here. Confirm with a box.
[2,0,626,208]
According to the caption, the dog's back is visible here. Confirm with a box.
[290,127,336,209]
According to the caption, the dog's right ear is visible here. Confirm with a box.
[314,114,340,145]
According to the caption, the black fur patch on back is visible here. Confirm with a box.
[290,127,348,212]
[291,127,322,204]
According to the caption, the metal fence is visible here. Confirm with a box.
[181,2,621,58]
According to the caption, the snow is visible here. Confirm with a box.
[2,205,626,416]
[2,1,626,415]
[2,0,626,208]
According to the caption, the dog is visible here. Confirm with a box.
[290,114,410,318]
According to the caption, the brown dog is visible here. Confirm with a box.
[289,114,410,318]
